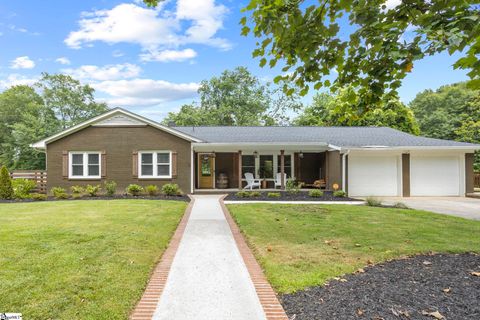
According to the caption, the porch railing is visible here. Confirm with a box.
[10,170,47,194]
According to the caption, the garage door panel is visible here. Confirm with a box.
[349,155,399,196]
[410,156,460,196]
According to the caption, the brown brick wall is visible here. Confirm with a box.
[326,150,342,190]
[465,153,475,194]
[46,125,192,193]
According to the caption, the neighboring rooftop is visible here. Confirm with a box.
[175,126,479,148]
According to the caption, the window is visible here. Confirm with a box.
[69,152,101,179]
[139,151,171,178]
[241,155,255,177]
[259,155,274,179]
[277,155,292,177]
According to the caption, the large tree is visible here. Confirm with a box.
[295,88,420,134]
[163,67,301,126]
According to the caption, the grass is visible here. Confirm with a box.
[228,204,480,293]
[0,200,187,320]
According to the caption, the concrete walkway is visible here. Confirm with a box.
[152,195,266,320]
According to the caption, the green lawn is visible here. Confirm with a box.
[228,204,480,293]
[0,200,187,320]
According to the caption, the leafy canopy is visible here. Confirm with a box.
[163,67,302,126]
[241,0,480,108]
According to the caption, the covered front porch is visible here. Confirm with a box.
[192,143,343,193]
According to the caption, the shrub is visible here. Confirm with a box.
[162,183,181,196]
[85,184,101,197]
[70,185,84,194]
[12,178,37,199]
[333,190,346,198]
[104,180,117,196]
[126,184,144,196]
[235,191,250,198]
[308,189,324,198]
[366,197,382,207]
[267,192,281,198]
[393,202,409,209]
[31,193,47,201]
[0,166,14,199]
[249,191,261,197]
[145,185,159,196]
[50,187,68,199]
[286,179,300,194]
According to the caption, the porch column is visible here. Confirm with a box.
[280,150,285,190]
[238,150,242,189]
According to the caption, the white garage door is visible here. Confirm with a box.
[410,156,460,196]
[348,154,400,196]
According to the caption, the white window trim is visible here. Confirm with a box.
[138,151,172,179]
[68,151,101,180]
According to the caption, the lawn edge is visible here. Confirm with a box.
[220,195,289,320]
[129,197,195,320]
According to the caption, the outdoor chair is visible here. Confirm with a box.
[274,172,288,189]
[243,172,261,190]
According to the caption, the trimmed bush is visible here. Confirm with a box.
[366,197,382,207]
[13,178,37,199]
[145,185,159,196]
[333,190,346,198]
[70,185,84,194]
[286,180,300,194]
[104,180,117,196]
[85,185,101,197]
[235,191,250,198]
[162,183,181,196]
[0,166,14,199]
[50,187,68,199]
[308,189,324,198]
[267,192,281,198]
[249,191,261,197]
[31,193,47,201]
[126,184,144,196]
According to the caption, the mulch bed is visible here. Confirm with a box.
[281,253,480,320]
[224,191,359,202]
[0,194,190,203]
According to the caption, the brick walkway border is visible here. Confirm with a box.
[130,197,195,320]
[220,196,289,320]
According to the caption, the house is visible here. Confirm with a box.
[32,108,480,197]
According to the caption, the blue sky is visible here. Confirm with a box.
[0,0,470,121]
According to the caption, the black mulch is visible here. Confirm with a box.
[224,191,359,202]
[281,253,480,320]
[0,194,190,203]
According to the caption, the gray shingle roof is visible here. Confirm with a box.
[174,126,479,148]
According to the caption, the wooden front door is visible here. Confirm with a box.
[198,153,215,189]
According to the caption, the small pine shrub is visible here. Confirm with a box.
[162,183,181,196]
[31,193,47,201]
[366,197,382,207]
[70,185,84,194]
[0,166,14,199]
[145,185,159,196]
[333,190,346,198]
[308,189,324,198]
[12,178,37,199]
[104,180,117,196]
[267,192,281,198]
[85,184,101,197]
[51,187,68,199]
[126,184,144,196]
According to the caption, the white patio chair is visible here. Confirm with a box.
[243,172,261,190]
[274,172,288,189]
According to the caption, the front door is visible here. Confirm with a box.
[198,153,215,189]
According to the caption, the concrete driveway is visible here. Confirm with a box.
[379,197,480,220]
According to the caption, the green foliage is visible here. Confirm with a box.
[85,185,101,197]
[236,190,260,198]
[0,166,14,199]
[285,180,300,195]
[267,192,281,198]
[104,180,117,196]
[12,179,37,199]
[295,89,419,135]
[393,202,409,209]
[366,197,382,207]
[249,191,261,197]
[126,184,144,196]
[70,185,84,195]
[162,67,301,126]
[308,189,324,198]
[145,185,159,196]
[30,193,47,201]
[333,190,346,198]
[50,187,68,199]
[241,0,480,105]
[161,183,181,196]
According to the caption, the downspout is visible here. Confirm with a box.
[341,150,350,192]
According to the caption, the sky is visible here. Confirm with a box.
[0,0,471,122]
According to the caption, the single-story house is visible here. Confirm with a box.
[32,108,480,197]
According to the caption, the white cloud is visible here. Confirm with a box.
[140,48,197,62]
[65,1,230,59]
[0,74,38,89]
[10,56,35,69]
[62,63,141,81]
[93,78,199,106]
[55,57,71,65]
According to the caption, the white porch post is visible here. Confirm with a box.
[238,150,242,189]
[280,150,285,190]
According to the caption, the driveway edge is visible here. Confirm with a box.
[220,195,289,320]
[130,197,195,320]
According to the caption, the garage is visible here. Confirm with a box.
[348,154,401,197]
[410,155,462,196]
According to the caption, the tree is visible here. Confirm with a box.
[163,67,301,126]
[0,166,14,199]
[295,87,420,135]
[239,0,480,109]
[36,73,109,129]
